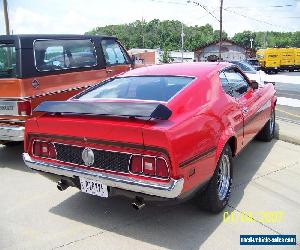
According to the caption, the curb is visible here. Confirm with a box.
[275,120,300,145]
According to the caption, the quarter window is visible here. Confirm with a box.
[34,39,97,71]
[0,44,16,78]
[101,40,129,65]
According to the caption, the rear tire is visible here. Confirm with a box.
[257,109,275,142]
[195,144,233,213]
[0,141,21,147]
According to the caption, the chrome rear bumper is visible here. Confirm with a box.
[23,153,184,199]
[0,125,24,141]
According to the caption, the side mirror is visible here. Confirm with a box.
[250,80,259,90]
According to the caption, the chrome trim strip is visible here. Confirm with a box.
[0,125,24,141]
[23,153,184,199]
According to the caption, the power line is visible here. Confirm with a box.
[225,4,293,9]
[223,8,287,30]
[186,0,220,22]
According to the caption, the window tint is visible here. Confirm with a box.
[220,69,249,97]
[78,76,194,102]
[34,39,97,71]
[101,40,129,65]
[219,72,232,95]
[0,44,16,78]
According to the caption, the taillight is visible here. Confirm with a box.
[17,100,31,116]
[130,155,169,179]
[156,158,169,178]
[32,141,57,159]
[130,155,143,173]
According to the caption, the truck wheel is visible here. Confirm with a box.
[196,144,233,213]
[0,141,21,147]
[257,109,275,142]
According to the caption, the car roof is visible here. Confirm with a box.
[0,34,116,49]
[123,62,231,78]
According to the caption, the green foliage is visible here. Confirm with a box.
[160,48,173,63]
[87,19,299,51]
[86,20,228,51]
[232,31,300,49]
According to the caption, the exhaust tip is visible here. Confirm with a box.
[132,197,145,210]
[57,181,69,191]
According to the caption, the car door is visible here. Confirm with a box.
[223,68,264,147]
[101,39,132,78]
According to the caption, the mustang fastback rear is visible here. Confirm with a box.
[23,62,276,213]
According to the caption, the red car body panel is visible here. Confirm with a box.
[24,62,276,198]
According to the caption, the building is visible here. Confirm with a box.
[128,48,194,65]
[194,40,253,62]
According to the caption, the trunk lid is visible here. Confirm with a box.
[29,114,148,146]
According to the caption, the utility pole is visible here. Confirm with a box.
[250,38,253,49]
[181,22,185,62]
[142,17,145,48]
[219,0,223,61]
[3,0,10,35]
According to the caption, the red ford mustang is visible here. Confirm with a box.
[23,62,276,213]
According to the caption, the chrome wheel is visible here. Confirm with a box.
[217,154,231,200]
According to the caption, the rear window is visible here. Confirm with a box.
[34,39,97,72]
[0,44,16,78]
[77,76,194,102]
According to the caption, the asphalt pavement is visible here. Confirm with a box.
[268,72,300,124]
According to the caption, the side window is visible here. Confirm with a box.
[220,69,249,97]
[101,40,129,66]
[219,72,232,95]
[34,39,97,71]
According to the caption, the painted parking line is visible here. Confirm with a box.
[277,97,300,108]
[276,108,300,119]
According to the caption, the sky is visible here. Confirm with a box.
[0,0,299,37]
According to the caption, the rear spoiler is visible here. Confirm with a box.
[34,101,172,120]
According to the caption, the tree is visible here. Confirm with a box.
[159,48,173,63]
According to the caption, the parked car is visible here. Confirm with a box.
[245,58,260,70]
[0,34,133,144]
[229,60,273,86]
[23,62,276,213]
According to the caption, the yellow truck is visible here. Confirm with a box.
[295,48,300,70]
[256,48,280,73]
[279,48,295,71]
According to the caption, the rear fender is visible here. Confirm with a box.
[215,127,236,163]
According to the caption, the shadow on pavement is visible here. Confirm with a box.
[0,143,30,172]
[49,140,275,249]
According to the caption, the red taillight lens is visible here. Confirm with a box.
[130,155,169,179]
[130,155,143,173]
[156,158,169,178]
[143,157,155,176]
[32,141,56,159]
[17,100,31,116]
[33,141,42,156]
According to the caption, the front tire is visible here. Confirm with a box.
[196,144,233,213]
[257,109,275,142]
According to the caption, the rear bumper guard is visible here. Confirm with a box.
[0,125,24,141]
[23,153,184,199]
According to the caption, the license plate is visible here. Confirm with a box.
[79,177,108,198]
[0,101,18,116]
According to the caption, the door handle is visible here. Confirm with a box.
[242,107,248,114]
[106,69,113,73]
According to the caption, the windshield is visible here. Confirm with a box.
[0,44,16,78]
[77,76,195,102]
